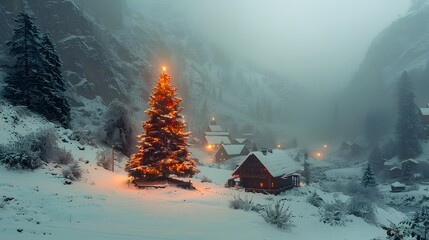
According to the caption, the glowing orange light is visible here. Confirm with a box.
[277,144,281,148]
[317,153,321,157]
[162,65,167,72]
[206,144,212,149]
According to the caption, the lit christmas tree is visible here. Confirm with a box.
[125,66,198,181]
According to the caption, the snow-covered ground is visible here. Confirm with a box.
[0,104,406,240]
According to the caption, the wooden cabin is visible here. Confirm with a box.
[389,166,402,178]
[231,138,252,148]
[215,145,250,162]
[401,159,418,172]
[202,135,231,152]
[391,181,406,192]
[420,106,429,125]
[206,124,224,132]
[231,149,303,194]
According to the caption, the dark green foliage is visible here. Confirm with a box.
[3,13,70,127]
[362,164,377,188]
[395,71,422,160]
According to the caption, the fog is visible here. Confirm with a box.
[177,0,410,93]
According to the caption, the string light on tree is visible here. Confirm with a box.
[125,65,198,180]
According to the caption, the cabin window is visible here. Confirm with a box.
[260,182,264,188]
[271,182,274,188]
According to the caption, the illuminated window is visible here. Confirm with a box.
[260,182,264,188]
[271,182,274,188]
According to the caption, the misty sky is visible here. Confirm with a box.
[176,0,410,92]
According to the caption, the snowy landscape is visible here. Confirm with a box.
[2,1,429,240]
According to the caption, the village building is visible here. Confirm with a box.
[391,181,406,192]
[215,144,250,162]
[189,137,201,145]
[202,135,231,152]
[419,105,429,136]
[338,141,364,157]
[230,149,303,194]
[389,166,402,178]
[231,138,252,147]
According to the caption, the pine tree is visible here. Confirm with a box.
[395,71,422,160]
[361,164,376,188]
[40,33,71,126]
[3,13,70,127]
[125,67,198,180]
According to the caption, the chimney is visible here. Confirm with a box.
[261,148,268,155]
[268,148,273,154]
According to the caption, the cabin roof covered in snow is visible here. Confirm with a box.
[234,138,248,144]
[220,145,246,155]
[207,125,223,132]
[204,136,231,145]
[233,149,303,177]
[391,181,405,187]
[420,108,429,116]
[205,131,229,136]
[401,158,419,164]
[390,166,402,171]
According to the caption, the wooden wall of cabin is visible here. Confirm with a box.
[237,155,274,190]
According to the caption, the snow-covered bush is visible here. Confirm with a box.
[229,195,254,211]
[307,191,324,207]
[98,99,134,156]
[47,147,74,165]
[62,162,82,181]
[260,200,295,230]
[200,176,212,183]
[1,150,42,170]
[347,196,376,224]
[0,128,60,170]
[96,149,113,171]
[319,199,348,226]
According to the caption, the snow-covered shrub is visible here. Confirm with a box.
[0,128,60,169]
[347,196,376,224]
[62,162,82,181]
[200,176,212,183]
[1,151,42,170]
[47,147,74,165]
[98,99,134,156]
[319,199,348,226]
[229,195,254,211]
[96,149,113,171]
[30,128,58,159]
[260,200,295,230]
[307,191,324,207]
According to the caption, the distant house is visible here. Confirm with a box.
[202,135,231,152]
[189,137,201,145]
[401,159,419,180]
[391,181,406,192]
[389,166,402,178]
[230,149,303,194]
[339,141,364,157]
[204,131,230,136]
[215,145,250,162]
[419,106,429,125]
[206,124,224,132]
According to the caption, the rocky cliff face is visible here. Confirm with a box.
[0,0,298,142]
[339,3,429,137]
